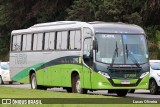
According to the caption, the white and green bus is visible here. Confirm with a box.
[9,21,149,96]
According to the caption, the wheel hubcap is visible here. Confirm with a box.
[76,79,81,93]
[32,76,36,89]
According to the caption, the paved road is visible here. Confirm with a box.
[1,83,160,98]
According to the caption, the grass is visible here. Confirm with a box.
[0,86,160,107]
[0,86,112,98]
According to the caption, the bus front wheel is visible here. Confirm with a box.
[72,75,87,94]
[116,89,128,97]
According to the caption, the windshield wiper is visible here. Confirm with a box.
[125,44,140,67]
[110,42,118,67]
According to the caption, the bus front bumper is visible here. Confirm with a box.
[91,73,149,90]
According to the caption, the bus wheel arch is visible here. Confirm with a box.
[71,71,87,94]
[29,70,36,83]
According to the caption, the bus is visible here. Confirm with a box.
[9,21,149,96]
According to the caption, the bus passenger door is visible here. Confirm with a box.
[83,37,93,89]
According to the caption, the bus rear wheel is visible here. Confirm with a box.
[30,73,37,89]
[72,75,87,94]
[116,89,128,97]
[30,73,47,90]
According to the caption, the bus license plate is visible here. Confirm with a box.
[121,80,130,84]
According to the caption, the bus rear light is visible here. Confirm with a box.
[140,72,149,78]
[98,71,110,78]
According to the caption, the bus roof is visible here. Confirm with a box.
[11,21,145,35]
[89,22,145,34]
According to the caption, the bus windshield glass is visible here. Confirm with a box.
[95,34,148,65]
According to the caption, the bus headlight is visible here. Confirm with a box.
[98,71,110,78]
[140,72,149,78]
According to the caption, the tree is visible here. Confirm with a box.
[67,0,144,25]
[142,0,160,26]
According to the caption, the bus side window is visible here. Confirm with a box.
[33,33,43,51]
[12,35,22,51]
[26,34,32,51]
[22,34,32,51]
[44,32,55,50]
[74,30,81,50]
[69,31,75,50]
[56,32,62,50]
[49,32,55,50]
[44,33,50,50]
[83,38,93,67]
[61,31,68,50]
[22,34,27,51]
[37,33,43,50]
[33,34,38,50]
[69,30,81,50]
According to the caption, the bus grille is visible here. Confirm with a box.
[108,67,142,79]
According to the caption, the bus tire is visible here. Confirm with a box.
[38,86,47,90]
[66,87,72,93]
[128,89,135,93]
[9,81,13,84]
[116,89,128,97]
[0,76,4,85]
[108,89,115,93]
[72,75,87,94]
[149,79,158,95]
[30,73,38,89]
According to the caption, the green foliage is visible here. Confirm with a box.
[67,0,144,25]
[66,0,96,21]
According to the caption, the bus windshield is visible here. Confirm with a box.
[95,34,148,65]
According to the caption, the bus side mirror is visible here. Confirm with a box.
[93,40,98,52]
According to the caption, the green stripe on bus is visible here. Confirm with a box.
[12,63,44,81]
